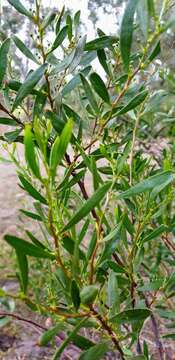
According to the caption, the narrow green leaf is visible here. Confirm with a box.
[20,209,42,221]
[63,104,82,124]
[79,342,109,360]
[118,171,174,199]
[56,6,65,34]
[62,66,91,97]
[138,279,164,292]
[97,49,110,76]
[110,308,151,324]
[71,334,94,350]
[16,250,28,294]
[90,72,110,104]
[51,26,68,51]
[120,0,139,72]
[0,117,17,126]
[50,118,73,178]
[70,35,87,72]
[63,182,112,231]
[142,225,168,243]
[80,285,98,305]
[108,271,119,317]
[19,174,47,204]
[7,0,33,19]
[74,10,81,36]
[162,333,175,339]
[80,73,99,114]
[66,14,73,41]
[24,125,41,180]
[46,111,66,134]
[13,36,39,64]
[71,280,81,310]
[62,236,86,261]
[4,128,22,143]
[4,235,55,259]
[80,51,97,67]
[49,50,75,76]
[41,11,57,31]
[13,64,47,110]
[148,41,161,62]
[26,230,47,250]
[116,90,148,115]
[0,38,10,88]
[85,36,118,51]
[52,318,87,360]
[39,323,64,346]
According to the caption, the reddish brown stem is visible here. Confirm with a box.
[90,305,125,359]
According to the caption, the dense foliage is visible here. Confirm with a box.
[0,0,175,359]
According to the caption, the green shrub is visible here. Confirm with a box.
[0,0,175,359]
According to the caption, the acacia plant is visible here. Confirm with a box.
[1,0,175,359]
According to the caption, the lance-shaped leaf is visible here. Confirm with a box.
[16,251,28,294]
[12,63,47,110]
[7,0,33,19]
[97,49,110,76]
[71,280,81,310]
[4,235,55,259]
[50,118,73,178]
[79,342,109,360]
[55,5,65,34]
[19,174,47,204]
[120,0,139,72]
[85,36,118,51]
[13,36,39,64]
[62,181,112,231]
[26,230,48,250]
[69,35,87,72]
[80,73,99,114]
[0,38,10,88]
[62,66,91,97]
[118,171,174,199]
[41,11,57,31]
[51,26,68,51]
[148,41,161,62]
[24,125,41,180]
[66,14,73,41]
[116,90,148,115]
[90,72,110,104]
[39,323,64,346]
[0,117,17,126]
[110,308,151,324]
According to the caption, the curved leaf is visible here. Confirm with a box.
[120,0,139,72]
[19,174,47,204]
[7,0,33,19]
[117,90,148,115]
[90,72,110,104]
[85,36,118,51]
[13,35,39,64]
[16,251,28,294]
[110,308,151,324]
[63,181,112,231]
[13,63,47,110]
[80,73,99,114]
[118,171,174,199]
[50,118,73,179]
[24,125,41,180]
[79,342,109,360]
[51,26,68,51]
[4,235,55,259]
[0,38,11,88]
